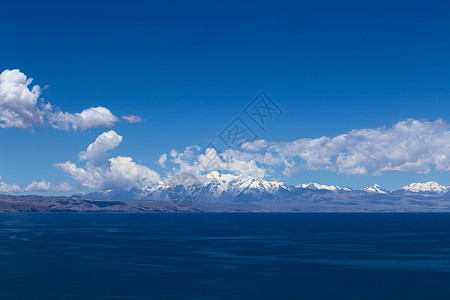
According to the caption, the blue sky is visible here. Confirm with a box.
[1,0,450,194]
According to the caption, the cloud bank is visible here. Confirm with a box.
[240,119,450,176]
[0,176,73,194]
[160,119,450,185]
[0,69,142,130]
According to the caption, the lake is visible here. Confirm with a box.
[1,213,450,299]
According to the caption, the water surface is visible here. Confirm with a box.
[1,213,450,299]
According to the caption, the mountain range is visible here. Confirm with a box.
[79,173,450,212]
[2,173,450,212]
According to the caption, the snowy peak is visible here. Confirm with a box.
[205,171,291,195]
[298,182,342,191]
[364,184,389,194]
[402,182,449,193]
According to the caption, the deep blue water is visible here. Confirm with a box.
[1,213,450,299]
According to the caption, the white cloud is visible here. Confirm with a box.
[166,146,266,183]
[0,177,73,194]
[47,106,119,131]
[244,119,450,176]
[55,162,99,190]
[241,140,267,151]
[56,130,160,191]
[78,130,123,168]
[0,69,141,131]
[53,182,74,192]
[157,153,167,168]
[122,115,143,123]
[0,69,43,128]
[25,180,52,192]
[0,176,23,193]
[160,119,450,181]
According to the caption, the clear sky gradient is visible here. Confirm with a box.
[1,0,450,193]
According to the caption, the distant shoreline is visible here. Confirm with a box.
[2,194,450,213]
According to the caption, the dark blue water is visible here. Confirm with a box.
[1,213,450,299]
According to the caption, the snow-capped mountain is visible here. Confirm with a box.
[402,181,449,193]
[86,172,294,202]
[84,175,450,211]
[205,171,292,196]
[363,184,389,194]
[297,183,342,191]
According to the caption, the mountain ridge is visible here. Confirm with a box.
[3,178,450,212]
[86,178,449,200]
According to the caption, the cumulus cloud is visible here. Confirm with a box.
[25,180,52,192]
[167,146,266,182]
[47,106,119,131]
[0,69,142,131]
[0,69,43,128]
[242,119,450,176]
[55,130,160,191]
[0,176,23,193]
[78,130,123,168]
[0,176,73,194]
